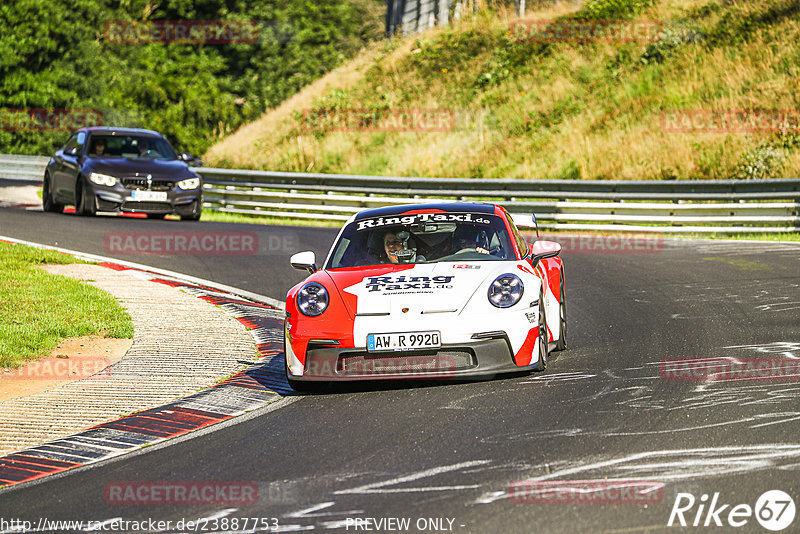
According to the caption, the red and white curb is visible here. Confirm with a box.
[0,237,291,489]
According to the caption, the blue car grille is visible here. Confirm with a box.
[122,177,175,191]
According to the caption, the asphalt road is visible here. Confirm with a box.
[1,206,800,533]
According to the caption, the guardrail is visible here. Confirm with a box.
[197,167,800,233]
[1,155,798,233]
[0,155,49,182]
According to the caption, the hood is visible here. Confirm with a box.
[87,157,195,179]
[325,262,512,317]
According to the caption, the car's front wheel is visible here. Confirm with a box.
[180,199,202,221]
[287,376,328,393]
[533,290,548,371]
[76,179,96,216]
[42,173,64,213]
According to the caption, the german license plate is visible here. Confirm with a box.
[367,331,441,352]
[130,190,167,201]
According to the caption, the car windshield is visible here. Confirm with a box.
[87,135,177,160]
[327,212,515,268]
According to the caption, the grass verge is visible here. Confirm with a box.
[0,241,133,369]
[200,209,343,228]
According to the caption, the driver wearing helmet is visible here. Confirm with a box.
[383,229,418,264]
[450,225,491,255]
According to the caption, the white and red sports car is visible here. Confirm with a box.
[284,202,566,389]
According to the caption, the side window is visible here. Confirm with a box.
[501,207,529,257]
[62,134,79,151]
[63,132,86,154]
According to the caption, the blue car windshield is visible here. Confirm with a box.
[87,135,177,160]
[327,212,515,268]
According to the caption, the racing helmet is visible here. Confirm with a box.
[384,229,417,264]
[452,224,490,251]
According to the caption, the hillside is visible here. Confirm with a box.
[206,0,800,180]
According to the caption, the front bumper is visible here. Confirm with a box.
[287,336,538,382]
[87,183,201,215]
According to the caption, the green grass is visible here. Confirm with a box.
[0,242,133,369]
[200,209,343,228]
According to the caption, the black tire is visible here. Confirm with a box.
[287,376,328,393]
[533,290,549,371]
[180,199,202,221]
[555,273,567,351]
[42,173,64,213]
[76,179,96,216]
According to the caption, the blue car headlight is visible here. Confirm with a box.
[89,172,116,186]
[297,282,329,316]
[488,273,524,308]
[177,177,200,190]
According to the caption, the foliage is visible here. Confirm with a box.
[733,145,787,180]
[572,0,658,20]
[0,0,384,156]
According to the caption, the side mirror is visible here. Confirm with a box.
[510,212,539,238]
[179,152,202,165]
[64,146,81,157]
[529,240,561,264]
[290,251,317,273]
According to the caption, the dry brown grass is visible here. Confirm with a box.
[205,0,800,180]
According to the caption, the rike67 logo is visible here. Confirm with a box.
[668,490,795,531]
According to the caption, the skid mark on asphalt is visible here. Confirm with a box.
[335,461,490,495]
[503,343,800,439]
[623,279,800,319]
[474,444,800,504]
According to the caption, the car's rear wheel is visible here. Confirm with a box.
[556,273,567,351]
[533,290,548,371]
[42,173,63,213]
[76,179,96,216]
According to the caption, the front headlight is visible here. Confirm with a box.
[89,172,116,186]
[177,177,200,190]
[297,282,329,317]
[488,273,524,308]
